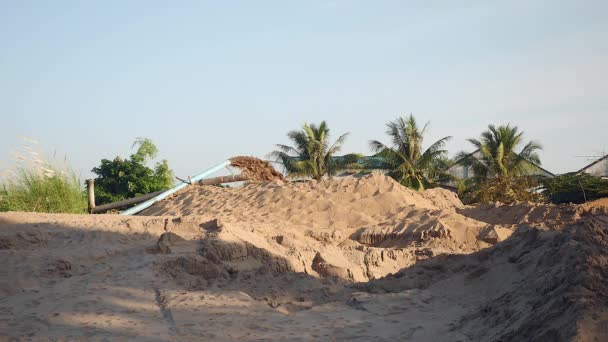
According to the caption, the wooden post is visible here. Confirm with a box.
[86,179,95,213]
[90,190,164,214]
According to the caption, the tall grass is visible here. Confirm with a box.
[0,140,87,214]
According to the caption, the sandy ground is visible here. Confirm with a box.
[1,173,607,341]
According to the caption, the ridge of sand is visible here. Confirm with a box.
[141,172,466,226]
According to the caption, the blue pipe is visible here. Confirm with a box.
[120,160,231,216]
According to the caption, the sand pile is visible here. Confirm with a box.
[143,172,464,221]
[581,197,608,213]
[140,173,500,281]
[368,214,608,341]
[458,202,582,228]
[459,198,608,230]
[1,175,607,340]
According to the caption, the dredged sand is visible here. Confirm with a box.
[1,173,607,341]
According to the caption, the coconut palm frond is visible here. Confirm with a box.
[369,115,451,190]
[270,122,353,180]
[459,124,545,204]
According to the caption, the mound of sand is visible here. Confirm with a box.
[459,198,608,230]
[458,201,582,228]
[1,174,606,340]
[142,172,464,220]
[140,173,496,281]
[581,197,608,212]
[369,215,608,341]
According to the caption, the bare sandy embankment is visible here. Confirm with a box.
[1,173,607,341]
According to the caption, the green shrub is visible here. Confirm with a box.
[0,166,87,213]
[544,173,608,204]
[459,175,545,204]
[91,138,173,205]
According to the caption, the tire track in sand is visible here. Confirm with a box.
[154,286,178,335]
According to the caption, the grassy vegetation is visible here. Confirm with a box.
[0,166,87,214]
[0,140,87,214]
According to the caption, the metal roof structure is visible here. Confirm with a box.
[575,154,608,177]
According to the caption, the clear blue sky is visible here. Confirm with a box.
[1,0,607,179]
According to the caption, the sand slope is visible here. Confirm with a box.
[1,174,607,341]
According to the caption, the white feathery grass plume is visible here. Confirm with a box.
[0,168,16,180]
[10,150,26,162]
[21,137,39,145]
[42,168,56,178]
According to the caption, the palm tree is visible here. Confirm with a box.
[456,124,544,203]
[456,124,542,180]
[369,115,451,190]
[270,121,361,180]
